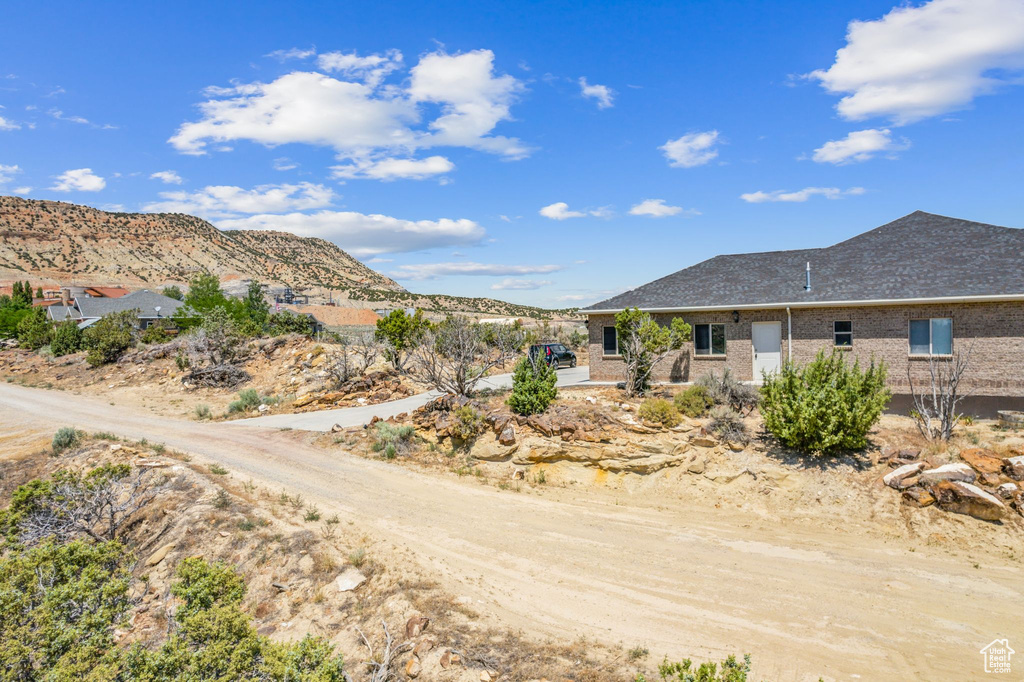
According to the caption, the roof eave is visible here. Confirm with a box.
[581,293,1024,315]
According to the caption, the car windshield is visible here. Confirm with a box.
[549,344,566,352]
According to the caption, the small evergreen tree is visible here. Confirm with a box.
[759,350,890,454]
[375,309,428,372]
[507,354,558,415]
[614,308,691,397]
[161,285,184,301]
[84,310,138,366]
[35,286,43,300]
[16,307,53,350]
[51,320,84,356]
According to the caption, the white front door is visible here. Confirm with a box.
[751,321,782,379]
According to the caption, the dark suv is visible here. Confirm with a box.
[529,342,577,369]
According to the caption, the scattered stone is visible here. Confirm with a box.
[498,424,516,446]
[511,468,525,480]
[145,542,175,567]
[405,615,430,638]
[902,487,935,507]
[333,567,366,592]
[480,672,493,682]
[919,463,976,485]
[997,482,1018,499]
[896,448,921,463]
[413,639,434,658]
[691,435,718,448]
[883,462,925,489]
[439,650,460,669]
[330,423,344,433]
[405,657,421,678]
[959,448,1004,475]
[257,404,269,413]
[930,481,1005,521]
[1004,455,1024,481]
[272,582,289,591]
[686,459,706,475]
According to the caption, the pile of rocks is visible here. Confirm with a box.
[292,370,414,411]
[882,446,1024,521]
[411,394,724,475]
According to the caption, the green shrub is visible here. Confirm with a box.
[140,321,171,344]
[194,403,211,420]
[52,426,82,454]
[84,310,138,366]
[707,406,748,444]
[638,398,682,427]
[697,369,760,414]
[228,388,262,414]
[674,385,714,417]
[507,356,558,415]
[16,307,53,350]
[50,320,84,356]
[371,422,415,458]
[450,405,484,442]
[656,653,751,682]
[268,311,313,336]
[759,350,890,454]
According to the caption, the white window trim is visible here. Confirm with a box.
[833,320,853,347]
[908,318,953,356]
[602,325,619,357]
[694,323,727,356]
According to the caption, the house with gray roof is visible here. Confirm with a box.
[583,211,1024,403]
[47,289,184,329]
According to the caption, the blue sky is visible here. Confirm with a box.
[2,0,1023,307]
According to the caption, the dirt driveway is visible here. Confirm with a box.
[2,382,1020,681]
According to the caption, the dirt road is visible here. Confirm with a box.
[2,382,1020,681]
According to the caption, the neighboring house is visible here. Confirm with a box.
[583,211,1024,404]
[47,289,184,329]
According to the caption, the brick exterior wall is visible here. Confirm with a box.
[588,301,1024,396]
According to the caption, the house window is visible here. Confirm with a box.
[602,326,618,356]
[694,323,726,356]
[833,321,852,347]
[909,318,952,355]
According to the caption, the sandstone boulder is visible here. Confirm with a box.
[959,448,1004,475]
[919,463,976,485]
[334,568,366,592]
[498,424,516,446]
[997,482,1018,499]
[901,487,935,507]
[930,481,1005,521]
[1004,455,1024,481]
[883,462,925,489]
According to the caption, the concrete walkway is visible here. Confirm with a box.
[231,365,592,431]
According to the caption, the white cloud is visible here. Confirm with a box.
[50,168,106,192]
[490,278,553,290]
[555,294,589,302]
[808,0,1024,124]
[331,155,454,181]
[0,116,20,131]
[170,49,527,178]
[579,77,615,109]
[143,182,335,219]
[273,157,297,171]
[218,211,485,257]
[661,130,720,167]
[389,261,562,281]
[12,186,31,195]
[539,202,585,220]
[811,128,910,164]
[740,186,866,203]
[317,49,403,88]
[0,164,21,184]
[629,198,694,217]
[150,170,184,184]
[266,46,316,61]
[49,108,116,129]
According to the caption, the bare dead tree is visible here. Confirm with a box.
[907,344,973,441]
[18,465,157,545]
[182,308,251,387]
[355,620,411,682]
[413,316,524,396]
[327,333,383,387]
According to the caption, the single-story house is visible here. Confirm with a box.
[583,211,1024,408]
[47,289,185,329]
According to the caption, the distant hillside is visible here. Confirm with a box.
[0,196,401,291]
[0,196,578,318]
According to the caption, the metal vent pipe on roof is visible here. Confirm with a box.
[804,261,811,291]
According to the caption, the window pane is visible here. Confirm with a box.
[603,326,617,354]
[834,321,852,333]
[835,333,852,347]
[909,320,930,355]
[711,324,726,355]
[694,324,710,355]
[931,318,952,355]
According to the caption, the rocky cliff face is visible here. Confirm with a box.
[0,196,403,291]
